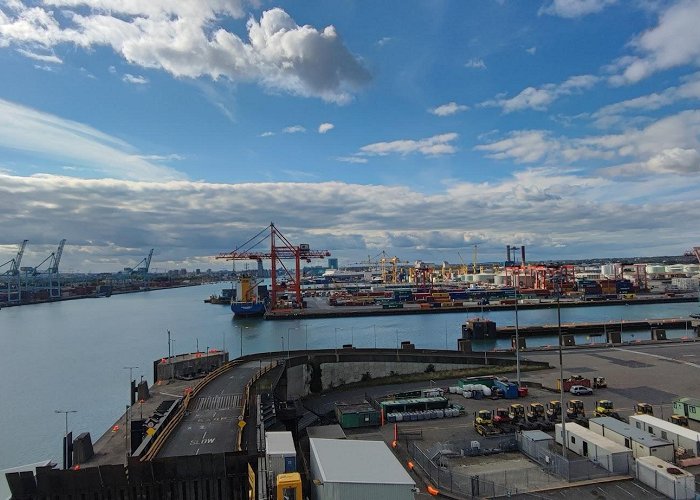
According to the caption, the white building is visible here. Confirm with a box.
[636,456,696,500]
[309,438,416,500]
[555,423,632,474]
[588,417,674,461]
[629,414,700,457]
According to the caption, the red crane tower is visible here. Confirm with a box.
[215,223,330,311]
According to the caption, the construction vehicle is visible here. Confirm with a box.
[546,401,561,421]
[474,409,502,436]
[595,400,621,420]
[593,377,607,388]
[508,403,537,431]
[492,408,517,433]
[566,400,587,425]
[634,403,654,416]
[671,415,689,427]
[527,403,554,431]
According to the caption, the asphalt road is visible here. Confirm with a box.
[158,361,270,457]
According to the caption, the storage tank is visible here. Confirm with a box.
[600,264,616,277]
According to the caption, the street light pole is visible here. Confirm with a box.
[287,327,297,360]
[334,327,342,361]
[515,279,521,387]
[555,276,567,459]
[54,409,77,469]
[373,324,377,349]
[167,329,171,360]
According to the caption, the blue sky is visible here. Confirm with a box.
[1,0,700,271]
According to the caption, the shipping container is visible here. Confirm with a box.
[556,423,632,474]
[265,431,296,479]
[335,404,381,429]
[588,417,675,461]
[629,414,700,457]
[635,456,696,500]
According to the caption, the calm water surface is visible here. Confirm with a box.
[0,283,697,468]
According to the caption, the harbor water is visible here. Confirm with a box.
[0,283,698,469]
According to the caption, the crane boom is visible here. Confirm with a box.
[50,239,66,274]
[144,249,154,273]
[12,240,28,274]
[693,247,700,265]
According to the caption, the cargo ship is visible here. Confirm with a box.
[231,275,267,317]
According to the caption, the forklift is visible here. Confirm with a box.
[671,414,689,427]
[546,401,561,421]
[595,400,621,420]
[474,410,502,436]
[634,403,654,416]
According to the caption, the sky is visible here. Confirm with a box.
[1,0,700,271]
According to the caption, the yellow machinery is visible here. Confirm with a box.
[546,401,561,420]
[277,472,302,500]
[474,409,501,436]
[634,403,654,416]
[671,415,689,427]
[509,403,526,421]
[595,400,621,419]
[567,400,586,419]
[527,403,545,421]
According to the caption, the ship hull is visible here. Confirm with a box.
[231,302,266,317]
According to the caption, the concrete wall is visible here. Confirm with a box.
[286,360,479,399]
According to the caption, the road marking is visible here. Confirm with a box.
[202,431,207,440]
[612,347,700,368]
[196,448,200,455]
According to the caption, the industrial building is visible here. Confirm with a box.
[635,456,696,500]
[555,423,632,474]
[588,417,674,461]
[628,414,700,457]
[309,438,416,500]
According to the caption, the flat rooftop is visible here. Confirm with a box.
[589,417,672,448]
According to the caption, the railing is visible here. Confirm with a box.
[236,360,279,451]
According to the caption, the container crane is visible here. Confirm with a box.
[216,223,330,310]
[32,239,67,298]
[1,240,28,303]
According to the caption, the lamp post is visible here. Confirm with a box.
[280,336,285,356]
[123,365,139,407]
[554,274,567,458]
[334,327,342,361]
[373,324,377,349]
[305,324,309,352]
[351,326,355,346]
[54,409,77,469]
[287,327,298,360]
[167,329,172,360]
[395,329,400,359]
[515,279,521,387]
[239,325,249,358]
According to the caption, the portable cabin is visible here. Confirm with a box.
[555,423,632,474]
[628,414,700,457]
[265,431,297,479]
[335,404,381,429]
[635,456,696,500]
[588,417,674,461]
[673,397,700,423]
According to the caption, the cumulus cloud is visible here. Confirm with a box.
[360,133,459,157]
[283,125,306,134]
[539,0,616,18]
[610,0,700,85]
[526,46,537,55]
[429,102,469,116]
[0,3,371,103]
[477,110,700,176]
[592,72,700,128]
[259,131,275,137]
[0,170,696,270]
[0,98,184,181]
[465,58,486,69]
[122,73,148,84]
[482,74,599,112]
[318,123,334,134]
[336,156,367,164]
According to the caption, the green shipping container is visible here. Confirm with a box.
[335,404,381,429]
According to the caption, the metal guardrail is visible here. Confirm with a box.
[141,359,246,461]
[236,360,279,451]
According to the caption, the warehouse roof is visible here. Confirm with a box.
[310,438,415,485]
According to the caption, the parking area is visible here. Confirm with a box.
[303,341,700,497]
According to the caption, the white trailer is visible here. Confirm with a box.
[556,423,632,474]
[629,414,700,457]
[635,456,696,500]
[588,417,675,462]
[265,431,297,479]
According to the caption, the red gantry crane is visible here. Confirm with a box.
[216,223,330,311]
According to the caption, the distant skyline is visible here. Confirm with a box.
[1,0,700,271]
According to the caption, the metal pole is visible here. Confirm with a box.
[515,280,520,386]
[54,409,77,469]
[557,288,567,458]
[305,324,308,351]
[373,324,377,349]
[240,326,244,358]
[167,329,171,359]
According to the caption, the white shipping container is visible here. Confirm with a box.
[636,456,696,500]
[588,417,675,462]
[555,423,632,474]
[628,414,700,457]
[265,431,296,478]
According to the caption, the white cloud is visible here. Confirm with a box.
[336,156,367,164]
[0,98,185,181]
[122,73,148,84]
[0,4,370,103]
[539,0,617,18]
[360,133,459,157]
[610,0,700,84]
[476,110,700,175]
[377,37,392,47]
[526,46,537,55]
[482,74,599,112]
[16,48,61,63]
[318,123,334,134]
[259,131,275,137]
[108,65,116,74]
[0,170,697,270]
[429,102,469,116]
[283,125,306,134]
[465,58,486,69]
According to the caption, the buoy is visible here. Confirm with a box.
[427,485,440,496]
